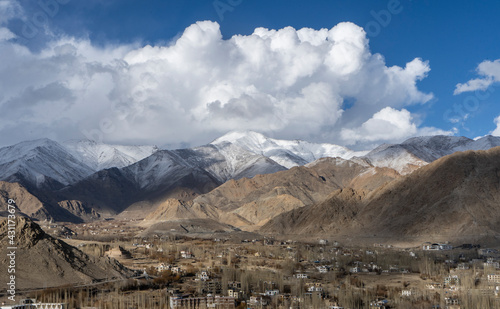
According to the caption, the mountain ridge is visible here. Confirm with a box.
[261,146,500,243]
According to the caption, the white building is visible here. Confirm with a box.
[198,271,210,281]
[317,266,329,273]
[350,267,362,273]
[265,290,280,296]
[423,243,452,251]
[180,251,193,258]
[401,290,412,296]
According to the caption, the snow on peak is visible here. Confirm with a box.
[0,139,95,187]
[212,130,368,168]
[363,135,500,174]
[63,139,159,171]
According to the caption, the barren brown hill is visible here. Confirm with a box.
[0,181,47,219]
[262,147,500,243]
[0,217,133,289]
[357,147,500,239]
[145,157,399,230]
[0,182,96,222]
[139,218,239,237]
[260,188,366,235]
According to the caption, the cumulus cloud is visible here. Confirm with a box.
[340,107,453,144]
[491,115,500,136]
[454,60,500,94]
[0,20,437,148]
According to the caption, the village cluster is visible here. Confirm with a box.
[22,221,500,308]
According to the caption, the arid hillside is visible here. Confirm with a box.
[0,217,133,289]
[144,157,399,230]
[262,147,500,242]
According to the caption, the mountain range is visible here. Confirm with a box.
[1,131,500,242]
[262,146,500,243]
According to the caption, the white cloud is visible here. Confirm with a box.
[0,27,15,40]
[491,115,500,136]
[0,0,24,25]
[454,60,500,94]
[0,20,437,147]
[341,107,454,144]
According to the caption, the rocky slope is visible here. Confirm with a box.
[57,144,285,218]
[145,157,400,230]
[262,146,500,242]
[0,217,133,289]
[0,181,97,222]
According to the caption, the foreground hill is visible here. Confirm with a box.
[0,217,133,289]
[262,146,500,242]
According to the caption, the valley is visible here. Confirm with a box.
[2,131,500,308]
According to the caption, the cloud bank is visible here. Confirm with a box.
[0,18,446,148]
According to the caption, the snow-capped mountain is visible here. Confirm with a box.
[120,142,285,190]
[211,131,368,168]
[123,149,219,191]
[58,143,286,215]
[363,135,500,174]
[172,142,287,183]
[63,139,158,171]
[0,139,95,189]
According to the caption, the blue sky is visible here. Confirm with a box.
[2,0,500,149]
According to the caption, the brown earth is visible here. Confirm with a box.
[0,217,134,290]
[144,157,400,231]
[262,147,500,243]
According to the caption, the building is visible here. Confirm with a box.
[488,274,500,283]
[350,267,362,273]
[180,251,193,259]
[317,266,329,273]
[307,285,323,292]
[484,258,500,269]
[445,297,460,305]
[401,290,412,296]
[444,275,460,286]
[199,279,222,294]
[0,299,66,309]
[426,283,442,290]
[156,263,170,272]
[227,289,242,300]
[169,295,235,309]
[422,243,452,251]
[264,290,280,296]
[248,296,268,307]
[197,271,210,281]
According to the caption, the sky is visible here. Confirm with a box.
[1,0,500,150]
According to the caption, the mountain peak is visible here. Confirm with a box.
[212,130,269,145]
[0,138,94,188]
[212,131,367,168]
[62,140,158,171]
